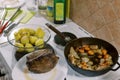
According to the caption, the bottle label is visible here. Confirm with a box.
[47,6,53,17]
[56,3,64,21]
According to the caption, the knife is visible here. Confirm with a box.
[0,8,7,26]
[0,6,21,34]
[3,13,26,36]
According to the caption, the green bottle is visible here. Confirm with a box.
[54,0,66,24]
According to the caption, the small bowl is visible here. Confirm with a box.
[7,24,51,60]
[54,32,77,46]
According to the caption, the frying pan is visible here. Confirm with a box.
[64,37,120,76]
[45,23,120,76]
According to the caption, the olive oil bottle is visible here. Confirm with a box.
[54,0,66,24]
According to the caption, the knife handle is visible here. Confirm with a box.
[0,21,9,34]
[4,23,16,35]
[45,23,66,39]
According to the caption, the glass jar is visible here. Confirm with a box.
[46,0,54,21]
[26,0,37,11]
[38,0,48,16]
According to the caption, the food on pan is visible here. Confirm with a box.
[14,27,45,52]
[68,44,113,71]
[26,49,59,73]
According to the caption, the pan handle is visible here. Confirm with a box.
[111,62,120,71]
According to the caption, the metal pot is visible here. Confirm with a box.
[64,37,120,76]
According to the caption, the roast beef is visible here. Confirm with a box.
[26,49,59,73]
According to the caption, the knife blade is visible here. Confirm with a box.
[0,8,7,26]
[3,13,26,36]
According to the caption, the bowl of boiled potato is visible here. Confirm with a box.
[7,24,51,60]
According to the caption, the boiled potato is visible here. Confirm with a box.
[29,36,38,45]
[27,28,35,35]
[21,31,30,37]
[18,28,24,34]
[14,32,21,41]
[35,27,45,38]
[35,39,44,48]
[15,42,24,52]
[25,43,34,52]
[21,36,29,45]
[14,27,46,53]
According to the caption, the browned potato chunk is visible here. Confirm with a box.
[79,48,85,53]
[90,45,98,49]
[101,49,107,55]
[88,50,94,55]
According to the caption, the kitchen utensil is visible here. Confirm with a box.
[38,0,48,15]
[0,7,21,34]
[7,24,51,60]
[0,8,7,26]
[54,32,77,46]
[3,13,26,36]
[64,37,120,76]
[26,0,37,11]
[45,23,72,42]
[7,24,51,45]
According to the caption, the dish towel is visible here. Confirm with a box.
[5,8,36,24]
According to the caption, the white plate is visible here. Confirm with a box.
[12,52,68,80]
[0,0,25,8]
